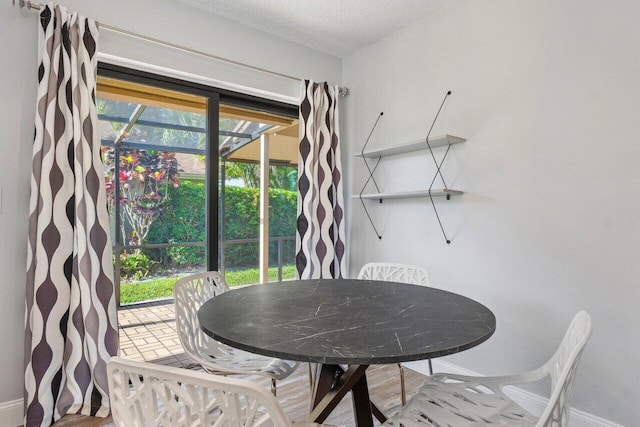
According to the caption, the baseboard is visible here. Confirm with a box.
[402,360,622,427]
[0,398,23,427]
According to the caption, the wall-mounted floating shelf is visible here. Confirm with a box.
[355,189,463,201]
[356,90,464,244]
[356,135,465,158]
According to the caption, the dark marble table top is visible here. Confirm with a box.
[198,279,496,365]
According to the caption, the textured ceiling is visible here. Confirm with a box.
[174,0,444,57]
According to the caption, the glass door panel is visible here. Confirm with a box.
[97,77,210,305]
[218,104,298,286]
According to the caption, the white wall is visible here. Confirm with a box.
[0,1,37,410]
[0,0,340,408]
[343,0,638,425]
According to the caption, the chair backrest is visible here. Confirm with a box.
[174,271,230,361]
[537,310,592,427]
[108,356,292,427]
[357,262,430,287]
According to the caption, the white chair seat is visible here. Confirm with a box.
[382,311,592,427]
[383,373,539,426]
[195,341,297,379]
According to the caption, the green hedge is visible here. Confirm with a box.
[145,180,297,269]
[145,180,207,268]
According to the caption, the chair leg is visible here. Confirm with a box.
[308,362,315,411]
[308,363,316,394]
[271,378,277,396]
[398,360,432,406]
[398,363,406,406]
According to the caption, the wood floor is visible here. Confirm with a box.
[52,363,426,426]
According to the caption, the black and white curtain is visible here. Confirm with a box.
[296,80,347,279]
[24,4,117,426]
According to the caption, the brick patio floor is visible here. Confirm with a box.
[117,298,192,368]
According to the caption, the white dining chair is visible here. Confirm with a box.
[381,310,592,426]
[357,262,431,405]
[174,271,298,395]
[357,262,431,288]
[108,356,327,427]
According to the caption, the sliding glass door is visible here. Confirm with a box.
[97,64,298,305]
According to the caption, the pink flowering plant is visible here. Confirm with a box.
[103,147,179,247]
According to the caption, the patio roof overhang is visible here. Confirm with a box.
[221,121,299,166]
[97,76,299,167]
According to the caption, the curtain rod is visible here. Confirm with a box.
[13,0,350,97]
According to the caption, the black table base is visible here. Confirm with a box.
[307,364,387,427]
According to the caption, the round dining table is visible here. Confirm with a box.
[198,278,496,427]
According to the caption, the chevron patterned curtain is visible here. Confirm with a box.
[24,4,117,426]
[296,80,347,279]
